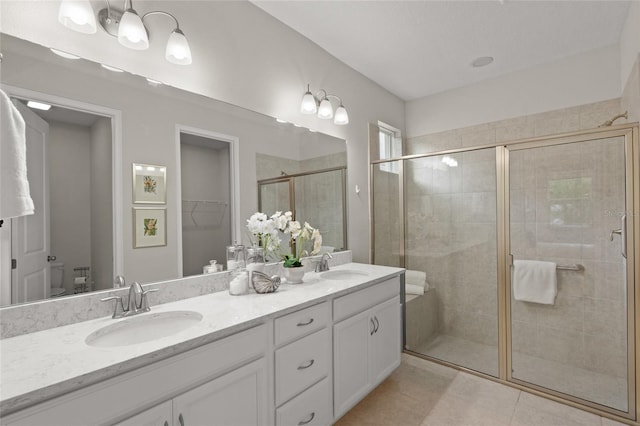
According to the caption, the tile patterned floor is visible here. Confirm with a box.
[334,354,631,426]
[416,334,627,411]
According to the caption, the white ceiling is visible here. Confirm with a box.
[252,0,631,101]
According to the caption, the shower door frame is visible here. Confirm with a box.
[370,123,639,423]
[500,125,638,421]
[257,166,349,251]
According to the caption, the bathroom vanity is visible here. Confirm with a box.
[0,263,403,426]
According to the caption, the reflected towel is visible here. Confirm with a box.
[406,270,428,289]
[513,260,557,305]
[1,90,34,219]
[405,283,425,296]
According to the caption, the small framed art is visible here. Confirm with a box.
[132,163,166,204]
[133,207,167,248]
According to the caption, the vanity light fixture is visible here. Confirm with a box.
[300,84,349,125]
[27,101,52,111]
[58,0,192,65]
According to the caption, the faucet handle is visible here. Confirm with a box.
[140,288,159,312]
[101,296,125,319]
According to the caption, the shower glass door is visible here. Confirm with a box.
[507,134,634,414]
[403,149,499,377]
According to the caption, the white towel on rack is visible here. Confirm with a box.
[1,89,34,219]
[513,260,557,305]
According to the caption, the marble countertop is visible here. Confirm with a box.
[0,262,403,415]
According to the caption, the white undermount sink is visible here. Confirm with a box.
[85,310,203,348]
[320,270,369,280]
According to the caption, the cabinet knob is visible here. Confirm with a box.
[298,412,315,425]
[296,318,314,327]
[178,413,185,426]
[297,359,315,370]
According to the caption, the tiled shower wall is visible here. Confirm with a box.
[400,98,631,377]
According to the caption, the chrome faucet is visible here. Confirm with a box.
[101,282,158,319]
[314,252,333,273]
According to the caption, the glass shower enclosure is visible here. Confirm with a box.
[372,124,639,420]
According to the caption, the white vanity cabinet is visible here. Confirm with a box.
[274,302,332,426]
[3,325,269,426]
[113,358,268,426]
[332,277,401,420]
[113,401,172,426]
[1,266,404,426]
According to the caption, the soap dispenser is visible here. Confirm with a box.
[203,260,222,274]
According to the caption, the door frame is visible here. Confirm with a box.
[174,125,240,278]
[0,84,124,294]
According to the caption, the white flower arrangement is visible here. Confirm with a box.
[246,211,322,267]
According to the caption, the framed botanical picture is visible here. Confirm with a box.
[132,163,166,204]
[133,207,167,248]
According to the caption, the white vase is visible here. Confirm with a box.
[283,266,305,284]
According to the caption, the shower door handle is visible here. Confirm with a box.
[609,215,626,259]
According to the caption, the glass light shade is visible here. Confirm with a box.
[334,105,349,125]
[166,29,192,65]
[58,0,97,34]
[317,98,333,119]
[300,91,317,114]
[118,9,149,50]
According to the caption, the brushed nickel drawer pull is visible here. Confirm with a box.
[298,412,315,425]
[164,421,169,426]
[297,359,315,370]
[178,413,185,426]
[297,318,314,327]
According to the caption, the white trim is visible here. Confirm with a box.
[0,84,124,280]
[175,125,241,278]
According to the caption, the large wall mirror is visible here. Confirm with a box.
[0,33,347,307]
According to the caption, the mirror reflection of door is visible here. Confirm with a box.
[180,132,232,277]
[1,98,113,306]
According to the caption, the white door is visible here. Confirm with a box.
[173,358,268,426]
[369,296,401,386]
[113,400,172,426]
[11,101,50,303]
[333,308,372,419]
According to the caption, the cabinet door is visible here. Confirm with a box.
[113,401,172,426]
[370,296,401,386]
[173,358,268,426]
[333,308,372,419]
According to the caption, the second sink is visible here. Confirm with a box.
[86,310,203,348]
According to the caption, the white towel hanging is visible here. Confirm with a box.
[513,260,557,305]
[1,89,34,219]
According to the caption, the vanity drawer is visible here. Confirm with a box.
[333,276,400,322]
[276,377,331,426]
[275,302,329,346]
[275,328,330,406]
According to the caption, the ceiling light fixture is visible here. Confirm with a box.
[27,101,52,111]
[300,84,349,125]
[58,0,192,65]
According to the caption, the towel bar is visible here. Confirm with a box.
[556,264,584,271]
